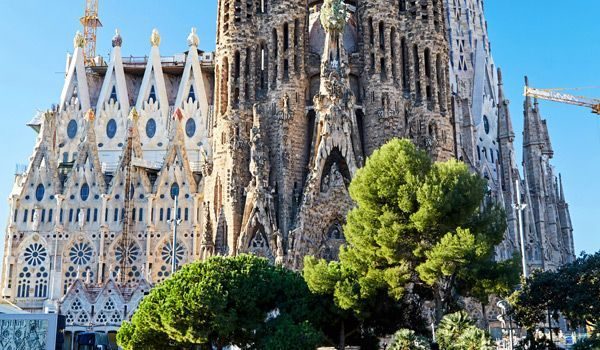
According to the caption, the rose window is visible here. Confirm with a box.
[115,241,140,265]
[69,243,93,265]
[24,243,47,266]
[161,242,184,265]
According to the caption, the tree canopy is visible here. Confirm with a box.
[118,255,324,350]
[304,139,519,325]
[511,252,600,331]
[436,311,495,350]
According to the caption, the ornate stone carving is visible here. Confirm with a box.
[150,29,161,47]
[320,0,347,35]
[112,29,123,48]
[73,31,85,49]
[187,27,200,47]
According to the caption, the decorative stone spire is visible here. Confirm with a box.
[150,29,161,47]
[187,27,199,47]
[320,0,346,35]
[112,29,123,48]
[74,31,85,49]
[497,68,515,142]
[559,174,566,202]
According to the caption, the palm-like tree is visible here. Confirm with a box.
[389,329,431,350]
[436,311,494,350]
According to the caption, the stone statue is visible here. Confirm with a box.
[282,94,291,120]
[78,210,85,228]
[275,230,285,265]
[32,209,39,231]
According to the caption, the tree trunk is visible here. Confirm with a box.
[338,320,345,350]
[481,302,489,329]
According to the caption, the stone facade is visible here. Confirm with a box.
[445,0,575,271]
[446,0,575,330]
[0,0,574,337]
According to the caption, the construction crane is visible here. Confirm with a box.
[80,0,102,66]
[524,83,600,115]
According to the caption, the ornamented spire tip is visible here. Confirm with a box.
[112,29,123,48]
[74,31,85,49]
[187,27,200,47]
[150,29,161,47]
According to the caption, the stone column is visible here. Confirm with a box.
[191,194,202,258]
[98,194,110,284]
[49,195,65,300]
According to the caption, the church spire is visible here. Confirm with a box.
[497,68,514,142]
[523,76,550,155]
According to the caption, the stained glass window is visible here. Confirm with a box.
[185,118,197,138]
[115,241,140,265]
[35,184,45,202]
[170,182,180,199]
[161,241,184,266]
[483,115,490,134]
[67,119,78,139]
[106,119,117,139]
[24,243,47,266]
[146,118,157,138]
[148,85,156,103]
[109,86,118,102]
[69,243,93,265]
[80,183,90,201]
[188,85,196,102]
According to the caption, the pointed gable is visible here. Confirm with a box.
[136,29,169,114]
[154,108,197,194]
[96,30,130,112]
[19,111,61,197]
[64,110,106,197]
[107,108,152,196]
[175,28,210,115]
[60,32,91,112]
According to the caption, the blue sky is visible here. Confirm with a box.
[0,1,598,270]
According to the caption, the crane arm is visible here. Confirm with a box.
[524,87,600,114]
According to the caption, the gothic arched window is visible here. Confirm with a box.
[106,119,117,139]
[17,267,31,298]
[188,85,196,103]
[109,86,118,102]
[483,115,490,134]
[148,85,157,104]
[34,266,49,298]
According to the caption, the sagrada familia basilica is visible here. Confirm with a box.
[1,0,575,340]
